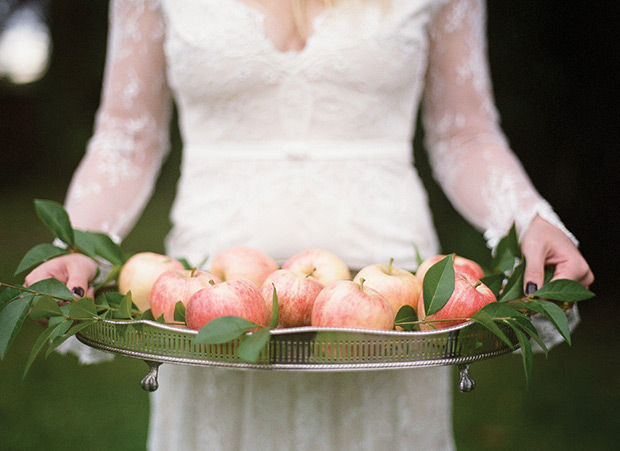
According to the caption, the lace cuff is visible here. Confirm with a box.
[55,336,115,365]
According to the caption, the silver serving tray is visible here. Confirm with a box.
[76,319,519,393]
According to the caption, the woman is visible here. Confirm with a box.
[25,0,593,449]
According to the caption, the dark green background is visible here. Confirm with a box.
[1,1,618,450]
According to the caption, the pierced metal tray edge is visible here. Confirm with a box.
[75,319,520,371]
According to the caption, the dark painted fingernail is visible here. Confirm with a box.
[72,287,85,297]
[525,282,538,295]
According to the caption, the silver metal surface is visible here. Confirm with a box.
[76,319,518,371]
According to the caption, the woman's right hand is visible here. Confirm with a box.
[24,253,98,299]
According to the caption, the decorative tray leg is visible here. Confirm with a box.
[457,364,476,393]
[141,360,163,392]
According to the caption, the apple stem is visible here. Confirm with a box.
[473,280,482,289]
[359,277,366,290]
[388,257,394,275]
[190,267,197,278]
[307,267,317,278]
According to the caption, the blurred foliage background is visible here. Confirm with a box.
[1,1,618,450]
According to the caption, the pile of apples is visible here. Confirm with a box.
[117,247,497,332]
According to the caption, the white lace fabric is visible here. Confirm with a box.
[57,1,578,449]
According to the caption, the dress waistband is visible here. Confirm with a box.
[183,140,413,163]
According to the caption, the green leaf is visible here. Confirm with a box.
[69,297,98,319]
[179,258,193,270]
[413,243,423,267]
[499,260,525,302]
[173,301,186,323]
[0,294,35,359]
[23,324,55,378]
[532,279,595,302]
[269,285,279,329]
[480,273,505,298]
[471,307,515,349]
[512,315,548,355]
[29,295,65,319]
[237,327,270,363]
[73,230,97,258]
[532,299,572,345]
[76,230,125,266]
[119,293,134,319]
[138,309,155,321]
[34,199,74,247]
[394,305,418,331]
[97,291,124,310]
[46,321,93,357]
[14,243,69,275]
[194,316,259,345]
[1,286,23,311]
[423,254,455,317]
[491,223,521,274]
[507,322,533,387]
[48,318,73,342]
[27,278,75,302]
[93,265,121,292]
[23,319,72,378]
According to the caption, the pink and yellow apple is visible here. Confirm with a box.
[415,254,484,284]
[117,252,185,312]
[282,248,351,286]
[150,269,221,322]
[185,279,268,330]
[353,259,422,315]
[311,279,395,330]
[261,268,324,328]
[209,247,279,288]
[418,273,497,330]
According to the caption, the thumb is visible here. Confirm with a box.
[522,246,546,296]
[65,255,97,298]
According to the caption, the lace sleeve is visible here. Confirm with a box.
[422,0,579,350]
[64,0,171,241]
[54,0,170,364]
[422,0,577,249]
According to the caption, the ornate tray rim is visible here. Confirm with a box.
[75,319,519,370]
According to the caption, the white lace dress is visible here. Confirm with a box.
[57,0,578,449]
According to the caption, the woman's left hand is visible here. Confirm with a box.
[520,215,594,295]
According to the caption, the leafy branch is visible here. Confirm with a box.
[0,201,596,385]
[394,224,595,385]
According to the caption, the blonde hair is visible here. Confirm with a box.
[292,0,340,38]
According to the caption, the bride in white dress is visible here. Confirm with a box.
[25,0,593,449]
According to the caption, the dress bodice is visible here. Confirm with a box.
[162,0,439,144]
[64,0,576,257]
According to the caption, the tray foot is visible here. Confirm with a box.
[141,360,162,392]
[458,364,475,392]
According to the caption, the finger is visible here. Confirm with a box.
[522,246,546,295]
[550,258,595,287]
[24,264,67,287]
[65,257,96,298]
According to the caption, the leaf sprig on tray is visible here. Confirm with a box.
[0,200,595,385]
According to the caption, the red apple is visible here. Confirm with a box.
[150,269,221,322]
[261,268,324,328]
[311,280,395,330]
[353,259,422,315]
[209,247,279,288]
[418,273,497,330]
[185,279,268,330]
[282,248,351,286]
[415,254,484,284]
[117,252,185,312]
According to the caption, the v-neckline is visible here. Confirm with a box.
[230,0,331,56]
